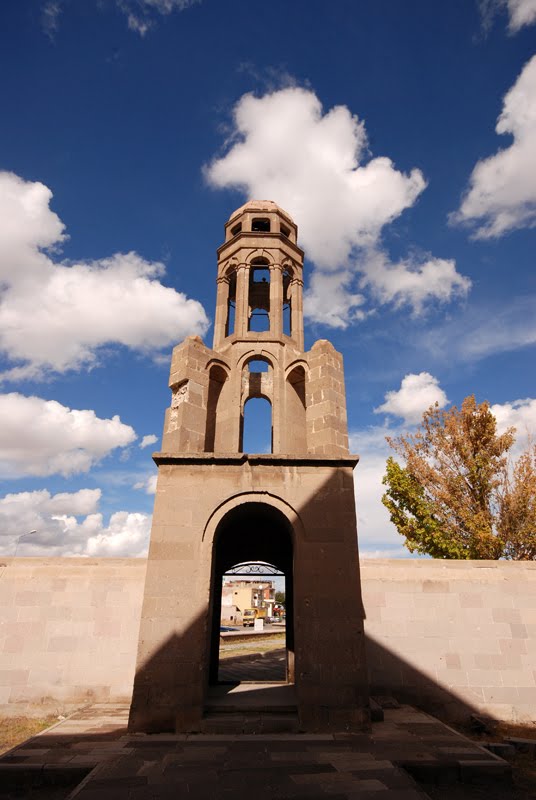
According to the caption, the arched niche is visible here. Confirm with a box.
[285,364,307,453]
[208,501,294,685]
[204,364,228,452]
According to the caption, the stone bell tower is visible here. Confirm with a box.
[129,201,369,733]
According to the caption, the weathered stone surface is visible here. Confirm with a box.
[361,559,536,723]
[0,559,534,722]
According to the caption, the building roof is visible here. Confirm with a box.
[228,200,295,225]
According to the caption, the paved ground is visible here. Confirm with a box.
[218,644,287,682]
[0,646,513,799]
[0,701,510,800]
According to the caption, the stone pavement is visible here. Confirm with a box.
[0,702,510,799]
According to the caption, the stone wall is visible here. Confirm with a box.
[0,557,534,722]
[360,559,536,723]
[0,558,146,714]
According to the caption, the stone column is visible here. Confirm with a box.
[269,264,283,338]
[291,278,304,350]
[235,264,250,338]
[213,276,229,348]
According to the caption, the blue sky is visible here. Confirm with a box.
[0,0,535,558]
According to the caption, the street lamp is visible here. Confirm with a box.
[14,530,37,557]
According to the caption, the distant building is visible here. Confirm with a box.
[221,579,275,623]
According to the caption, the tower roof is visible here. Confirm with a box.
[228,200,295,225]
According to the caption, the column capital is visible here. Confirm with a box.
[270,263,284,272]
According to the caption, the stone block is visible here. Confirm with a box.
[422,580,450,593]
[482,687,519,703]
[459,592,483,608]
[93,620,122,638]
[499,639,527,656]
[0,669,29,687]
[444,653,461,670]
[492,607,521,624]
[46,636,80,653]
[509,623,528,639]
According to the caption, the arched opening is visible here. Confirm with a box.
[241,397,272,453]
[240,357,273,453]
[225,270,237,336]
[246,356,270,374]
[251,217,270,232]
[248,259,270,332]
[283,269,292,336]
[204,364,227,451]
[286,365,307,453]
[208,502,294,687]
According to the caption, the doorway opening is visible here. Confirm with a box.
[219,566,286,682]
[208,502,294,687]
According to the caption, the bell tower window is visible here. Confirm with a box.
[225,271,237,337]
[251,218,270,232]
[283,269,292,336]
[248,260,270,332]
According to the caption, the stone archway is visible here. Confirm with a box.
[207,501,294,686]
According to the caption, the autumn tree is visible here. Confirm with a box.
[381,396,536,559]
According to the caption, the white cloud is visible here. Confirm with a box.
[452,56,536,238]
[465,310,536,360]
[0,487,150,557]
[361,251,471,314]
[0,392,136,478]
[40,0,200,37]
[490,397,536,456]
[206,87,426,270]
[126,13,151,35]
[304,271,367,328]
[46,488,102,515]
[374,372,449,425]
[205,87,469,327]
[479,0,536,32]
[119,0,200,35]
[140,434,158,449]
[134,473,158,494]
[491,397,536,434]
[41,1,62,38]
[0,172,209,380]
[71,511,150,557]
[424,294,536,362]
[507,0,536,28]
[349,425,405,556]
[360,548,414,560]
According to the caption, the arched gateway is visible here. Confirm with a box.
[128,201,369,733]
